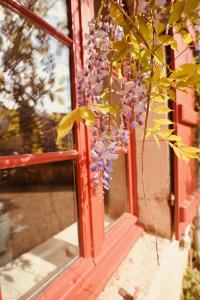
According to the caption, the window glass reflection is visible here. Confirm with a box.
[104,154,129,228]
[0,160,79,299]
[15,0,69,35]
[0,5,73,155]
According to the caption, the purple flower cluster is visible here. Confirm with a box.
[119,76,147,128]
[76,11,147,192]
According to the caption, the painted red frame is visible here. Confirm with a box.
[0,0,142,299]
[172,32,200,239]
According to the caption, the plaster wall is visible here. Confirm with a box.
[98,233,188,300]
[135,122,171,238]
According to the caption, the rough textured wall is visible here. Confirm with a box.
[98,233,188,300]
[126,0,171,240]
[135,120,171,238]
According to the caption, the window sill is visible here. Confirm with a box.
[36,213,143,300]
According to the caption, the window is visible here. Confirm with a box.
[0,1,141,299]
[104,153,129,228]
[0,1,80,298]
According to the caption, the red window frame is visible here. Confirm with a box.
[0,1,143,299]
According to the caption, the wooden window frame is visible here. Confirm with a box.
[0,1,143,299]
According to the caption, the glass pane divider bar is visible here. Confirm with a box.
[0,0,73,47]
[0,150,79,169]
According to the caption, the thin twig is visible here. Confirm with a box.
[141,10,160,266]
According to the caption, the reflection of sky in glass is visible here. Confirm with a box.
[16,0,69,35]
[0,6,71,114]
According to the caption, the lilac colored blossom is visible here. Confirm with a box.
[76,9,148,192]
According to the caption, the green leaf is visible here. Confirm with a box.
[154,118,174,125]
[153,106,172,114]
[169,0,185,24]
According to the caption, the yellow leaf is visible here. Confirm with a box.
[145,130,152,139]
[157,129,174,139]
[158,35,177,50]
[183,152,199,159]
[167,90,176,101]
[94,104,120,115]
[171,145,182,159]
[170,63,197,79]
[157,21,166,35]
[80,107,95,127]
[153,106,172,114]
[167,135,182,142]
[183,146,200,153]
[153,134,160,148]
[154,119,174,125]
[147,123,161,133]
[169,0,185,24]
[55,87,66,92]
[56,109,79,144]
[184,0,199,14]
[151,94,169,103]
[180,31,193,45]
[152,67,161,83]
[153,45,164,65]
[137,16,152,41]
[110,2,124,26]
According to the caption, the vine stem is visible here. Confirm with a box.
[97,0,105,22]
[141,9,160,266]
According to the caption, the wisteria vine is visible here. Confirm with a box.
[77,5,150,191]
[57,0,200,193]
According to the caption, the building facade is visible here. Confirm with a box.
[0,1,199,299]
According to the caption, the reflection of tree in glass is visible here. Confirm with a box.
[0,2,70,154]
[18,0,69,34]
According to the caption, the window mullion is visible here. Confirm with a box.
[2,0,73,46]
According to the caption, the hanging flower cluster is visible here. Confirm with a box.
[76,10,151,191]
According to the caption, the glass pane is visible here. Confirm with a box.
[104,154,129,228]
[0,160,79,299]
[0,5,73,156]
[15,0,69,35]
